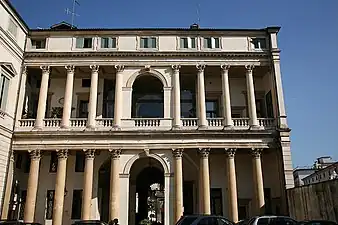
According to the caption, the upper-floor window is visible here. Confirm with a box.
[203,37,220,49]
[8,18,18,39]
[76,37,93,49]
[31,38,46,49]
[101,37,117,49]
[0,74,10,111]
[140,37,157,49]
[179,37,196,49]
[252,38,267,50]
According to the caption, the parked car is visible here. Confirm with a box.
[247,216,298,225]
[176,215,234,225]
[0,220,42,225]
[71,220,108,225]
[236,219,251,225]
[298,220,338,225]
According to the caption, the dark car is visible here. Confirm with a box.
[176,215,234,225]
[71,220,108,225]
[0,220,42,225]
[298,220,338,225]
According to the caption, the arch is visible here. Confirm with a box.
[126,68,169,88]
[123,152,170,174]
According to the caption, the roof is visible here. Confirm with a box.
[0,0,29,31]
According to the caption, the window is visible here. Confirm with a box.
[18,190,27,220]
[206,100,219,118]
[203,37,220,49]
[49,152,58,173]
[79,100,89,118]
[71,190,83,219]
[265,91,274,118]
[101,37,117,48]
[75,151,85,172]
[46,190,55,219]
[252,38,267,50]
[0,74,10,110]
[180,37,196,49]
[31,39,46,49]
[8,18,17,38]
[82,79,91,87]
[140,37,157,49]
[211,188,223,215]
[103,79,115,118]
[76,37,93,48]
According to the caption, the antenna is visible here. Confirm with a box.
[196,0,201,25]
[65,0,80,28]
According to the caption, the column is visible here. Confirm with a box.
[1,152,15,220]
[225,149,238,223]
[61,65,75,128]
[196,65,207,128]
[82,149,95,220]
[109,149,121,221]
[52,150,68,225]
[198,148,211,214]
[173,148,184,222]
[221,65,233,127]
[172,65,181,128]
[35,66,50,128]
[245,65,259,126]
[23,150,41,223]
[251,148,265,215]
[87,65,99,128]
[112,65,124,128]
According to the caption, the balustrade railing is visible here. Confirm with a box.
[44,118,61,127]
[133,118,161,127]
[19,119,35,127]
[207,118,223,127]
[70,118,87,127]
[233,118,250,127]
[181,118,198,127]
[96,118,114,127]
[258,118,275,127]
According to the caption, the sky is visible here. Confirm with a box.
[9,0,338,167]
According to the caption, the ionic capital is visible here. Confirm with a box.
[109,149,121,159]
[171,65,181,73]
[245,65,255,72]
[65,65,75,73]
[56,149,68,159]
[28,150,41,160]
[196,64,205,72]
[221,64,230,71]
[251,148,263,158]
[40,66,50,74]
[83,149,95,159]
[172,148,184,158]
[198,148,210,158]
[225,148,236,158]
[114,65,125,73]
[90,65,99,73]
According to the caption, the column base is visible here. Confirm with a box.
[223,125,234,130]
[198,125,208,130]
[33,126,43,131]
[85,126,96,131]
[111,125,121,131]
[172,125,182,130]
[249,125,263,130]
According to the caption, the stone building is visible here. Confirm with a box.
[0,2,294,225]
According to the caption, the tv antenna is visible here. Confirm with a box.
[65,0,80,28]
[196,0,201,25]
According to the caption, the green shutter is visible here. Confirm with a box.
[180,38,185,48]
[140,38,145,48]
[111,38,116,48]
[191,38,196,48]
[215,38,220,48]
[151,38,156,48]
[76,38,84,48]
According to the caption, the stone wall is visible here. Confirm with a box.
[287,179,338,222]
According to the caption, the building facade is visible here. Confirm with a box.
[0,0,28,219]
[0,3,294,225]
[302,162,338,185]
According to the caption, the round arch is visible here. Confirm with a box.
[126,68,169,88]
[123,152,170,174]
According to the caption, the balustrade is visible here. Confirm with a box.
[96,118,114,127]
[207,118,223,127]
[19,119,35,127]
[134,118,161,127]
[70,118,87,127]
[258,118,275,127]
[44,119,61,127]
[233,118,250,127]
[182,118,198,127]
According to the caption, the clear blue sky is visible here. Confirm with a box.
[10,0,338,167]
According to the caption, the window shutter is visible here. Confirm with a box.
[111,38,116,48]
[215,38,220,48]
[191,38,196,48]
[151,38,156,48]
[180,38,185,48]
[140,38,145,48]
[76,38,84,48]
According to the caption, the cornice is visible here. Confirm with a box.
[24,51,269,59]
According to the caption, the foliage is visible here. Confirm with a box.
[51,107,63,118]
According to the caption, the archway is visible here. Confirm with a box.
[129,157,165,225]
[132,75,164,118]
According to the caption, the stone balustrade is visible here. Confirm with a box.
[70,118,87,127]
[181,118,198,127]
[207,118,223,127]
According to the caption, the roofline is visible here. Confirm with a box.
[0,0,29,32]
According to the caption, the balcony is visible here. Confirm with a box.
[17,117,276,132]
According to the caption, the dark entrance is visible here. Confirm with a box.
[98,159,111,222]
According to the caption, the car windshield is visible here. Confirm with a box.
[177,216,198,225]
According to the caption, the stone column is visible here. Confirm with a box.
[198,148,211,214]
[113,65,124,129]
[1,152,15,220]
[109,149,121,221]
[173,148,184,222]
[35,66,50,128]
[221,65,233,127]
[82,149,95,220]
[196,65,207,128]
[251,148,265,215]
[225,149,238,223]
[23,150,41,223]
[87,65,99,128]
[61,65,75,128]
[245,65,259,126]
[172,65,181,128]
[52,150,68,225]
